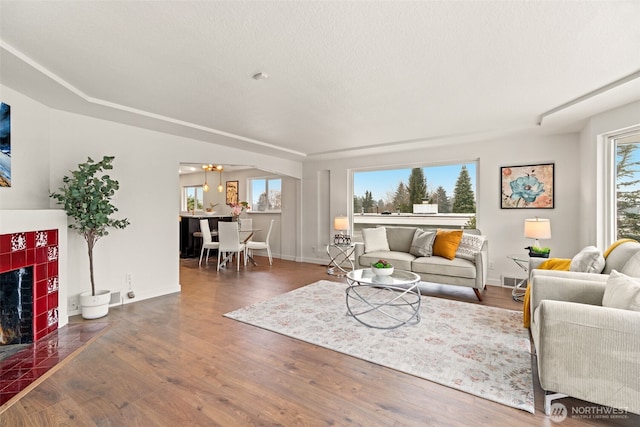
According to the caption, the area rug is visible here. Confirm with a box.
[224,280,534,413]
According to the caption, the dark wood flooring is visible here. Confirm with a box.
[1,256,637,426]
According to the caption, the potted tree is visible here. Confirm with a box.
[50,156,130,319]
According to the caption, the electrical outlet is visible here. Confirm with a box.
[68,297,79,311]
[126,272,132,287]
[489,261,495,270]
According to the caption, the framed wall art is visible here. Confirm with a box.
[0,102,11,187]
[226,180,238,205]
[500,163,554,209]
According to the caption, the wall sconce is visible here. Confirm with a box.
[333,216,351,245]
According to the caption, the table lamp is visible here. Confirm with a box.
[524,217,551,248]
[334,216,351,245]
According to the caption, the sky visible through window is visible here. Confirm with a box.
[354,163,477,202]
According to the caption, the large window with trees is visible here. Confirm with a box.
[612,129,640,241]
[353,163,477,215]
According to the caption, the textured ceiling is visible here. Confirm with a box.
[1,1,639,160]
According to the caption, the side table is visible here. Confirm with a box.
[326,243,355,277]
[507,254,529,302]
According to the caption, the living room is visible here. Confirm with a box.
[1,1,639,424]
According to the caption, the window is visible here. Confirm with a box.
[183,185,204,211]
[353,162,477,215]
[249,177,282,212]
[611,129,640,241]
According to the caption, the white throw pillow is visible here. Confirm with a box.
[455,233,486,261]
[602,270,640,311]
[570,246,605,273]
[621,251,640,277]
[362,227,390,253]
[409,229,436,257]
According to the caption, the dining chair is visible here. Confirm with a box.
[217,221,246,271]
[246,219,274,265]
[198,219,219,267]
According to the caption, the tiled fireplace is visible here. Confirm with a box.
[0,229,60,346]
[0,210,69,406]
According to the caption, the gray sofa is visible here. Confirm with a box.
[353,226,488,301]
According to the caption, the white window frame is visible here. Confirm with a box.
[606,126,640,245]
[248,177,282,213]
[183,185,204,211]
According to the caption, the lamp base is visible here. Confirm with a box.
[334,234,351,245]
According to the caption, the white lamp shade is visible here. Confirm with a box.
[524,218,551,239]
[334,216,349,231]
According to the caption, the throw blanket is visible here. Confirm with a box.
[522,258,570,327]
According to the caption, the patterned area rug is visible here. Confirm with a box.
[225,280,534,413]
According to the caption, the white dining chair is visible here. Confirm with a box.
[246,219,274,265]
[217,222,246,271]
[198,219,219,267]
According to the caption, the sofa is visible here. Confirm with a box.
[528,240,640,415]
[353,226,488,301]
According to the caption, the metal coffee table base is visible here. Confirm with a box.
[345,283,421,329]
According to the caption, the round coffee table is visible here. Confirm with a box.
[345,268,421,329]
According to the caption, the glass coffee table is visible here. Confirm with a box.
[345,268,421,329]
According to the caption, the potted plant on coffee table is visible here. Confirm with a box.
[50,156,130,319]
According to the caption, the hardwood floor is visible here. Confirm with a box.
[1,257,638,426]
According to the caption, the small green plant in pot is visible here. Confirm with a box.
[371,259,394,276]
[50,156,130,319]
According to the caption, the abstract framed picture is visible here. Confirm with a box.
[226,180,238,205]
[500,163,554,209]
[0,102,11,187]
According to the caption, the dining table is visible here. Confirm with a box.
[239,228,261,266]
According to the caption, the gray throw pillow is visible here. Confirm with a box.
[409,229,436,257]
[570,246,605,273]
[602,270,640,311]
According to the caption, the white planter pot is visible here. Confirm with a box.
[80,290,111,319]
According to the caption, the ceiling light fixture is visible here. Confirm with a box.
[252,72,268,80]
[202,164,224,192]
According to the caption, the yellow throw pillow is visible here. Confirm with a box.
[432,229,463,260]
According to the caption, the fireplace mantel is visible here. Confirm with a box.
[0,209,68,329]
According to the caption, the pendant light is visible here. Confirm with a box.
[203,168,209,192]
[218,167,223,192]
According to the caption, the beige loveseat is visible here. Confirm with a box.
[353,226,488,301]
[529,240,640,415]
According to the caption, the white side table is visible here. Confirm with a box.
[507,254,529,302]
[326,243,355,277]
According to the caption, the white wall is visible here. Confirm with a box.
[302,132,581,286]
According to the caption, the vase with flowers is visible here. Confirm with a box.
[230,201,250,220]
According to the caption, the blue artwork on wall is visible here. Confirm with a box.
[0,102,10,187]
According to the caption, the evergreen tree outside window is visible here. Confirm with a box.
[614,131,640,241]
[452,165,476,213]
